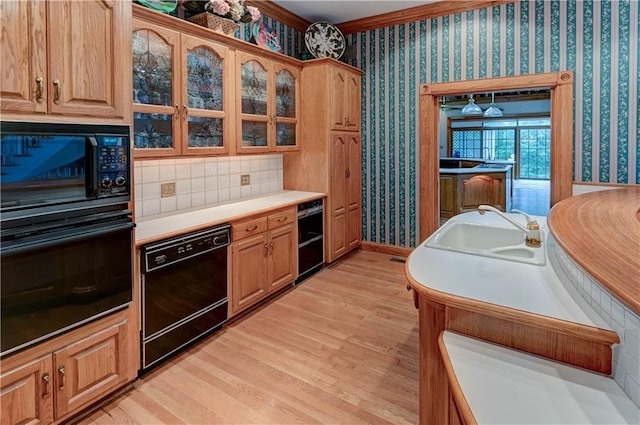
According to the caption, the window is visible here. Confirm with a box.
[448,117,551,179]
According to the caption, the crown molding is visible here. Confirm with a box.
[245,1,311,33]
[337,0,517,35]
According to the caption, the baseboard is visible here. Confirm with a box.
[360,242,413,258]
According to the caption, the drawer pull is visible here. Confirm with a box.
[277,216,288,222]
[58,366,65,389]
[41,373,50,397]
[246,225,258,232]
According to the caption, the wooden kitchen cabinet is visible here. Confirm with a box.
[132,19,233,157]
[0,0,130,120]
[231,232,269,311]
[284,59,362,264]
[329,133,362,259]
[237,52,300,153]
[330,67,361,132]
[0,355,54,425]
[439,169,512,220]
[53,320,129,417]
[0,310,135,425]
[230,208,297,316]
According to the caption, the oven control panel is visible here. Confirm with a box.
[96,135,129,197]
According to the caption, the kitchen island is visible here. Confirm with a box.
[439,164,512,221]
[405,209,639,424]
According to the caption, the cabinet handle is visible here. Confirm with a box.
[41,373,50,398]
[58,366,65,389]
[246,225,258,231]
[268,241,273,255]
[345,168,351,178]
[35,77,44,103]
[53,80,61,105]
[277,216,288,222]
[264,243,268,257]
[182,105,188,120]
[174,104,180,119]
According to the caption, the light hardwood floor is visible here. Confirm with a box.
[75,251,419,425]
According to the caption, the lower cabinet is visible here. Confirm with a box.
[0,311,134,425]
[231,208,297,316]
[0,355,53,425]
[439,169,512,220]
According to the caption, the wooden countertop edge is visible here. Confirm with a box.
[547,187,640,315]
[134,193,325,246]
[405,272,620,346]
[438,332,479,425]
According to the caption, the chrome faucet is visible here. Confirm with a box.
[477,205,542,248]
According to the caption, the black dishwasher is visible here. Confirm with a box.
[140,224,230,372]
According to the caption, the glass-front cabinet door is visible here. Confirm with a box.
[132,22,180,157]
[238,54,270,153]
[181,35,230,155]
[237,52,299,153]
[132,20,230,158]
[273,63,299,150]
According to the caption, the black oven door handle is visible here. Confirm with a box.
[86,136,99,197]
[297,207,323,219]
[1,221,135,257]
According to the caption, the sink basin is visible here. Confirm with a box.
[425,221,546,266]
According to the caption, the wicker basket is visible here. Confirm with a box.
[187,12,240,36]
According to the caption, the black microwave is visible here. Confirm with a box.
[0,121,131,219]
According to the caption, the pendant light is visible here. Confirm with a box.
[484,92,503,117]
[461,94,483,116]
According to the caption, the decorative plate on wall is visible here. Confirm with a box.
[253,22,282,53]
[304,21,346,59]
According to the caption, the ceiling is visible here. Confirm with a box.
[270,0,440,24]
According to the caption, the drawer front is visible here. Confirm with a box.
[268,209,296,229]
[232,217,268,240]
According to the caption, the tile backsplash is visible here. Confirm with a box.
[549,237,640,408]
[134,155,283,218]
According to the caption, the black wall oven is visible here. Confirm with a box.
[0,122,134,358]
[296,199,324,283]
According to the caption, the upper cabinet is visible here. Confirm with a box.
[132,19,233,158]
[330,67,361,132]
[237,51,300,153]
[0,0,130,121]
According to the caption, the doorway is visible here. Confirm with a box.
[444,110,552,217]
[418,72,575,241]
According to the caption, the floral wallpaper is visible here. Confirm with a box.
[345,0,639,247]
[251,1,639,249]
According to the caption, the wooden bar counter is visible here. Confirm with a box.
[547,187,640,315]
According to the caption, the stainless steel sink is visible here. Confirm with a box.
[425,221,546,266]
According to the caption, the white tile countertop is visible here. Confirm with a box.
[134,190,325,245]
[406,211,610,330]
[441,331,640,424]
